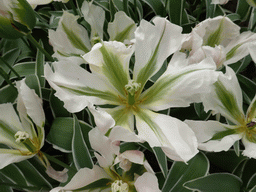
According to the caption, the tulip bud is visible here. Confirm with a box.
[0,0,36,39]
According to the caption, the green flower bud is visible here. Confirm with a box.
[0,0,36,39]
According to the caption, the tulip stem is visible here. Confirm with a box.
[42,152,77,173]
[0,57,21,80]
[69,0,78,16]
[26,34,55,62]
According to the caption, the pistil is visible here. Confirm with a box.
[125,80,141,105]
[15,131,37,154]
[111,180,129,192]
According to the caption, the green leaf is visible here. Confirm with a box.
[184,173,243,192]
[250,185,256,192]
[0,84,18,104]
[236,0,251,21]
[233,140,240,157]
[207,150,247,173]
[205,0,216,18]
[35,40,45,88]
[109,0,117,21]
[227,13,241,22]
[162,152,209,192]
[10,62,35,79]
[240,159,256,189]
[0,164,28,186]
[153,147,168,178]
[0,48,20,86]
[15,160,52,189]
[167,0,185,25]
[74,178,112,191]
[25,74,41,98]
[49,90,70,118]
[237,74,256,103]
[47,117,93,153]
[140,0,165,16]
[72,115,93,170]
[247,173,256,190]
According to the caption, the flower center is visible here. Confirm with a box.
[14,131,38,154]
[111,180,129,192]
[244,119,256,142]
[124,80,141,105]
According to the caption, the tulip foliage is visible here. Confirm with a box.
[0,0,256,191]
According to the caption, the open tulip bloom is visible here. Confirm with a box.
[45,16,221,162]
[186,66,256,158]
[0,79,45,169]
[49,1,136,65]
[182,16,256,69]
[51,124,160,192]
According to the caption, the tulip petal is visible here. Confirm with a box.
[50,165,111,192]
[135,109,198,162]
[140,54,219,111]
[225,31,256,65]
[134,172,161,192]
[105,106,135,132]
[202,66,245,125]
[89,128,119,168]
[49,11,91,65]
[44,61,120,113]
[83,41,133,96]
[81,1,105,39]
[0,149,33,169]
[242,137,256,158]
[0,103,26,149]
[133,17,183,89]
[88,104,115,134]
[185,120,242,152]
[108,11,136,43]
[16,79,45,147]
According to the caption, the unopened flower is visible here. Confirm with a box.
[0,0,36,39]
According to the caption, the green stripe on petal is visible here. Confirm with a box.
[108,11,136,42]
[61,15,90,53]
[134,17,183,91]
[140,55,218,111]
[135,109,198,162]
[214,80,245,124]
[83,41,132,96]
[59,85,120,105]
[246,94,256,122]
[0,149,32,169]
[206,18,225,47]
[105,106,134,131]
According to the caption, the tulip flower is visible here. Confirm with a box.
[185,66,256,158]
[50,125,160,192]
[0,79,45,169]
[49,1,136,64]
[182,16,256,69]
[45,16,220,162]
[0,0,36,39]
